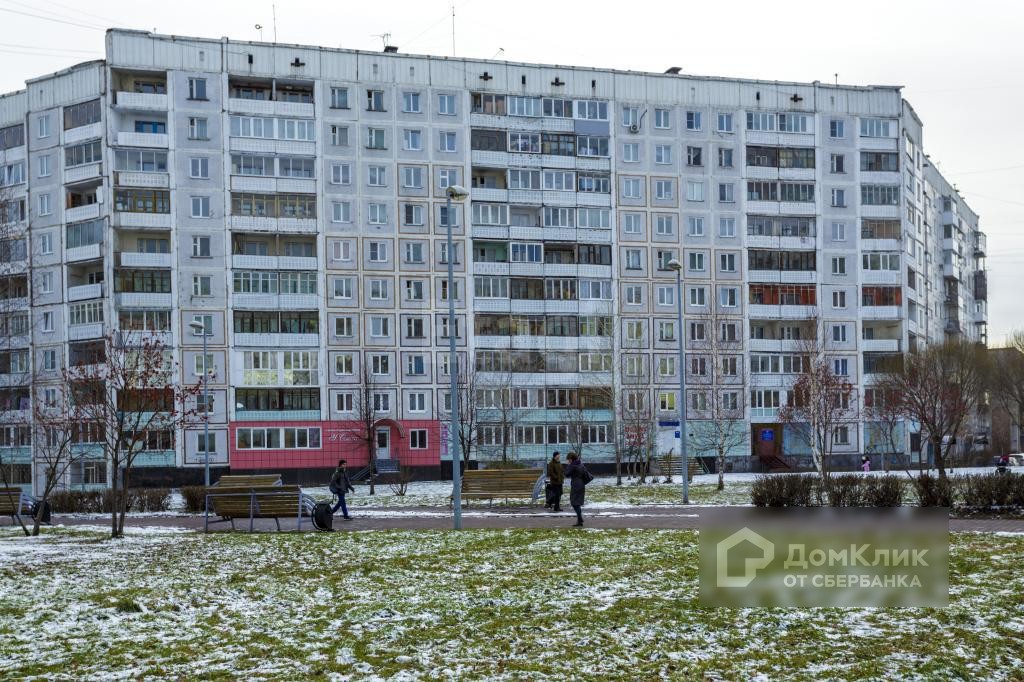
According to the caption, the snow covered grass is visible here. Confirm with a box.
[1,526,1022,680]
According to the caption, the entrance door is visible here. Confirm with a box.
[375,427,391,460]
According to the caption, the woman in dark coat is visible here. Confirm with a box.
[563,452,592,527]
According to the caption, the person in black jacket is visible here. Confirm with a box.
[329,459,355,519]
[545,451,564,511]
[563,452,592,527]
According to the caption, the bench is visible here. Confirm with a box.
[213,474,283,487]
[452,469,544,506]
[203,485,315,532]
[653,455,701,483]
[0,488,35,525]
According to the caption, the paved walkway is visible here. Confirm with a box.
[17,506,1024,533]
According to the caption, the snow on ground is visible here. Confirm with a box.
[1,526,1021,680]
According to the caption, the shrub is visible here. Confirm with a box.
[911,474,955,507]
[132,488,170,512]
[179,486,207,513]
[861,476,904,507]
[822,474,864,507]
[46,488,171,514]
[750,474,816,507]
[957,473,1024,511]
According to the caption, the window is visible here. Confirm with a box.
[688,287,706,306]
[367,128,386,150]
[42,311,54,332]
[719,253,736,273]
[330,163,351,185]
[832,290,847,309]
[38,194,51,216]
[657,286,675,306]
[438,93,456,115]
[402,167,424,190]
[719,217,736,238]
[37,155,51,178]
[686,146,703,166]
[40,272,53,294]
[366,89,385,111]
[688,252,705,271]
[746,112,775,131]
[834,426,850,445]
[192,275,212,297]
[829,119,845,138]
[621,106,638,127]
[623,213,641,234]
[624,249,642,270]
[686,182,704,202]
[188,117,208,140]
[687,217,704,237]
[718,183,734,203]
[439,131,456,152]
[831,222,846,241]
[37,116,50,138]
[438,169,458,189]
[189,157,209,179]
[830,154,845,174]
[62,99,100,130]
[860,118,895,138]
[686,111,701,130]
[188,77,207,100]
[331,202,352,223]
[831,188,846,207]
[64,140,102,167]
[370,316,390,337]
[371,354,390,375]
[658,356,676,377]
[367,166,387,187]
[654,108,670,128]
[334,317,353,337]
[191,236,211,257]
[368,203,388,225]
[330,125,349,146]
[622,143,639,162]
[654,180,673,200]
[194,353,215,376]
[330,87,349,109]
[42,349,57,370]
[622,178,641,199]
[719,287,738,308]
[368,241,388,263]
[655,215,675,236]
[718,148,733,168]
[832,325,848,343]
[40,233,53,254]
[401,129,423,151]
[861,185,900,206]
[191,196,211,218]
[624,285,642,305]
[659,392,676,411]
[689,322,706,341]
[830,257,846,276]
[402,91,421,113]
[717,113,733,132]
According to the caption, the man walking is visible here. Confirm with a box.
[563,452,593,527]
[329,459,355,519]
[546,451,564,512]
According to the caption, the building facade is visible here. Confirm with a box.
[0,30,989,490]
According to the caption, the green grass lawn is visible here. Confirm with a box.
[2,527,1022,680]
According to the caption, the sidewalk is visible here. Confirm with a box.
[23,506,1024,533]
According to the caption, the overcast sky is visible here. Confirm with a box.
[1,0,1021,343]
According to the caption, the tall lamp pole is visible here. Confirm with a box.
[188,320,211,487]
[445,184,470,529]
[667,258,689,504]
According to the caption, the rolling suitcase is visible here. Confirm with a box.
[311,502,334,531]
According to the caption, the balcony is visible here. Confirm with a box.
[116,292,173,308]
[64,163,102,185]
[114,91,168,111]
[66,243,103,263]
[470,187,508,202]
[113,212,172,229]
[861,270,901,285]
[233,332,320,347]
[229,137,316,157]
[229,176,317,195]
[231,255,318,270]
[227,98,314,119]
[67,283,104,301]
[64,122,103,145]
[65,203,101,223]
[118,330,172,347]
[229,216,317,234]
[133,450,175,467]
[943,263,960,280]
[114,171,169,189]
[235,409,321,421]
[974,232,987,257]
[861,306,901,320]
[232,293,320,310]
[860,238,901,252]
[120,252,172,268]
[115,132,168,148]
[861,338,901,352]
[68,322,105,341]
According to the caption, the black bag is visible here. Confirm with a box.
[583,468,595,485]
[544,483,555,506]
[311,502,334,531]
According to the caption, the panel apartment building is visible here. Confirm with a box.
[0,29,988,490]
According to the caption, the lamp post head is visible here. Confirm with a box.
[188,320,206,334]
[446,184,470,201]
[667,258,682,272]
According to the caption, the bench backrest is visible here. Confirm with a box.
[214,474,282,487]
[463,469,542,492]
[207,485,304,517]
[0,488,26,514]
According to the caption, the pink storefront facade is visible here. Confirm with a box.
[228,419,443,471]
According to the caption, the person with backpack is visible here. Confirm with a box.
[563,452,593,527]
[545,451,564,512]
[329,459,355,519]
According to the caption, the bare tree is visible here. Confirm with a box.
[876,340,990,480]
[778,326,859,480]
[67,333,200,538]
[990,332,1024,456]
[617,352,656,483]
[474,368,520,465]
[451,362,480,470]
[685,311,749,490]
[349,362,382,495]
[27,381,85,536]
[863,385,905,472]
[565,381,615,465]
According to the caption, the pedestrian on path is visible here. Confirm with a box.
[861,456,871,473]
[546,451,564,511]
[329,459,355,519]
[564,452,593,527]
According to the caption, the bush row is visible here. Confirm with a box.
[751,472,1024,511]
[47,488,171,514]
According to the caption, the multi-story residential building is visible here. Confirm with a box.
[0,29,989,490]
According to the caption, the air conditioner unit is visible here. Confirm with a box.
[628,123,640,134]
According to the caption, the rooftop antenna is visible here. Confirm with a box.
[451,3,456,56]
[272,4,277,42]
[834,73,838,86]
[492,47,504,59]
[255,24,263,41]
[373,33,392,51]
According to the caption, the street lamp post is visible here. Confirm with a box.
[667,258,689,504]
[187,319,211,487]
[445,184,470,529]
